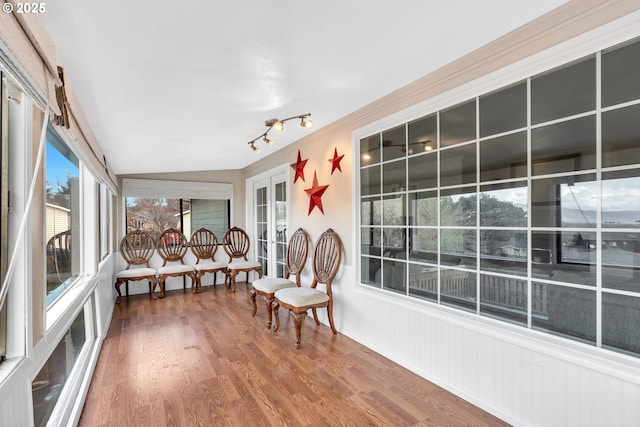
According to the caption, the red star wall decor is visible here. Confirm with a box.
[304,171,329,215]
[290,150,308,183]
[328,147,345,175]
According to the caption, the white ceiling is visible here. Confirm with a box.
[40,1,567,175]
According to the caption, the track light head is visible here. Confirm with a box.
[265,119,284,132]
[250,142,261,153]
[263,136,274,146]
[300,117,313,129]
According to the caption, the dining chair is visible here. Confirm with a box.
[273,228,342,349]
[189,227,228,291]
[250,228,309,329]
[222,226,263,292]
[46,229,72,284]
[114,229,158,303]
[156,228,196,296]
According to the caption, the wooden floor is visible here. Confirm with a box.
[80,282,509,427]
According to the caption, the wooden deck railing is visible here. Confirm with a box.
[409,270,549,314]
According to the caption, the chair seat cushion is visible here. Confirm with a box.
[194,261,227,271]
[158,264,194,275]
[252,277,296,294]
[228,260,261,270]
[275,287,329,307]
[116,267,156,279]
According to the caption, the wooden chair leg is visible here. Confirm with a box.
[264,296,274,329]
[327,301,337,334]
[229,271,238,292]
[157,278,165,298]
[272,300,280,332]
[191,273,199,293]
[291,311,307,349]
[115,279,123,304]
[250,288,257,316]
[311,308,320,325]
[221,271,230,287]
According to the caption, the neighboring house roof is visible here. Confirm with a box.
[46,203,70,213]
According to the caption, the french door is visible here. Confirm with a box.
[251,168,288,278]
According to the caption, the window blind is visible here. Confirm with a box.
[0,7,60,115]
[122,178,233,200]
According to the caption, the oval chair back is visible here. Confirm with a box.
[312,228,342,288]
[120,229,155,267]
[286,228,309,281]
[222,226,250,261]
[190,227,218,263]
[157,228,188,266]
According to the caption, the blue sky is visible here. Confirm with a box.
[46,141,78,190]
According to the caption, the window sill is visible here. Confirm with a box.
[46,274,96,333]
[0,356,25,390]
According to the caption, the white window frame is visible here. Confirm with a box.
[352,12,640,356]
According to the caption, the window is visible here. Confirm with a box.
[358,36,640,357]
[98,183,111,261]
[125,197,230,241]
[45,128,80,306]
[0,71,8,360]
[32,309,86,427]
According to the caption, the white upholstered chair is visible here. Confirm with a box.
[250,228,309,329]
[156,228,196,296]
[222,227,263,292]
[189,228,228,291]
[114,230,158,302]
[273,228,342,349]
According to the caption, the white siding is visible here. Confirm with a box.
[45,204,70,243]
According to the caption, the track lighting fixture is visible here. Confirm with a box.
[247,113,313,153]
